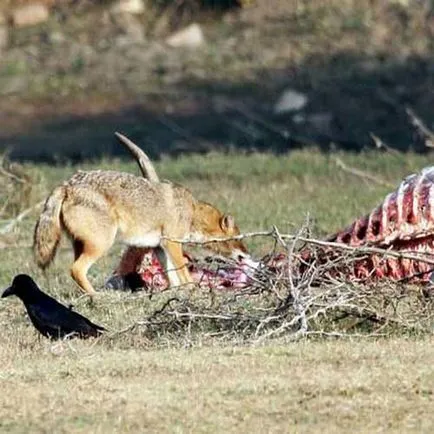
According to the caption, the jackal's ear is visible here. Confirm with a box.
[220,214,235,231]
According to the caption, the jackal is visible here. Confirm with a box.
[33,167,248,296]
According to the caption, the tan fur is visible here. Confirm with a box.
[34,186,66,268]
[115,132,160,183]
[33,169,247,295]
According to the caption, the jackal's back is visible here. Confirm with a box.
[63,170,196,236]
[66,170,191,211]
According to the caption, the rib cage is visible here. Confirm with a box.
[329,167,434,246]
[325,166,434,283]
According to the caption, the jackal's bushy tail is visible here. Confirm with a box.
[33,186,66,268]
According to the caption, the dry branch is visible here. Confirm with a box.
[0,154,37,223]
[406,107,434,148]
[0,200,44,235]
[370,133,400,154]
[162,229,434,268]
[334,157,395,188]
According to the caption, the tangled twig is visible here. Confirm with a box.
[114,229,434,346]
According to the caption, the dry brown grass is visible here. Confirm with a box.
[0,335,433,432]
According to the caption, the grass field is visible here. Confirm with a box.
[1,149,434,432]
[1,0,434,431]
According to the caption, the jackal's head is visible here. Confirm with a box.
[192,201,248,260]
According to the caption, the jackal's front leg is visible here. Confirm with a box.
[159,241,194,288]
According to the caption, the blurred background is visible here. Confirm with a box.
[0,0,434,162]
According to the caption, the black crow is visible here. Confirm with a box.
[2,274,105,339]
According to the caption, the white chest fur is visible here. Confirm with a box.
[123,230,162,247]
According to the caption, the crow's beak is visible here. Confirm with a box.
[1,286,14,298]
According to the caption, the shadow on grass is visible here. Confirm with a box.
[1,51,434,162]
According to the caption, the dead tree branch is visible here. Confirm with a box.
[162,229,434,268]
[406,107,434,148]
[334,157,395,188]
